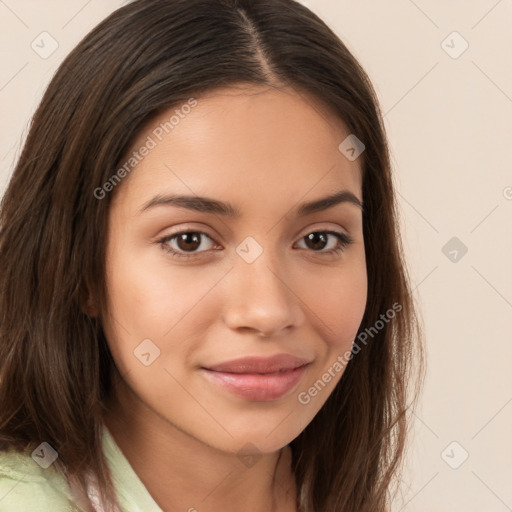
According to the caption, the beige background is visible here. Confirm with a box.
[1,1,511,510]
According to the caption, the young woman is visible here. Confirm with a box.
[0,0,424,511]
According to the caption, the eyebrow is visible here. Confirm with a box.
[138,190,363,217]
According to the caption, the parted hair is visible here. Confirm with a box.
[0,0,424,510]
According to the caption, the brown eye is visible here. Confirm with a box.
[303,232,329,250]
[175,232,202,252]
[296,231,353,255]
[159,231,217,259]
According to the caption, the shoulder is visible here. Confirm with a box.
[0,448,81,511]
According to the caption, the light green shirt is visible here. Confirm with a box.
[0,425,163,511]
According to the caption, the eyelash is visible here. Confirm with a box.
[157,230,354,260]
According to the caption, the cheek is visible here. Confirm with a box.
[102,249,232,387]
[102,252,209,394]
[294,260,367,411]
[105,245,221,337]
[303,258,368,349]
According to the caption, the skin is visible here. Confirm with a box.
[95,84,368,512]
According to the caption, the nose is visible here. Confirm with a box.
[221,249,304,338]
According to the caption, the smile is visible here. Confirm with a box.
[200,364,309,401]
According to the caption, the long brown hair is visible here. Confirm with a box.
[0,0,424,510]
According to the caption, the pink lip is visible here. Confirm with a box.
[201,354,311,401]
[204,354,310,374]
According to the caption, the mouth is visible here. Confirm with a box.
[200,354,311,401]
[203,353,311,374]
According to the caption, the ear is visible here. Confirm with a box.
[79,280,100,318]
[82,294,100,317]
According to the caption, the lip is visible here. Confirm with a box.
[201,354,311,401]
[203,354,310,374]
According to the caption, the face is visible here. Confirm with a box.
[99,84,367,455]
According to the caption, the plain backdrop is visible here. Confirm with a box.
[1,1,511,510]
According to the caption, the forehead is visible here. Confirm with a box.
[112,85,363,214]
